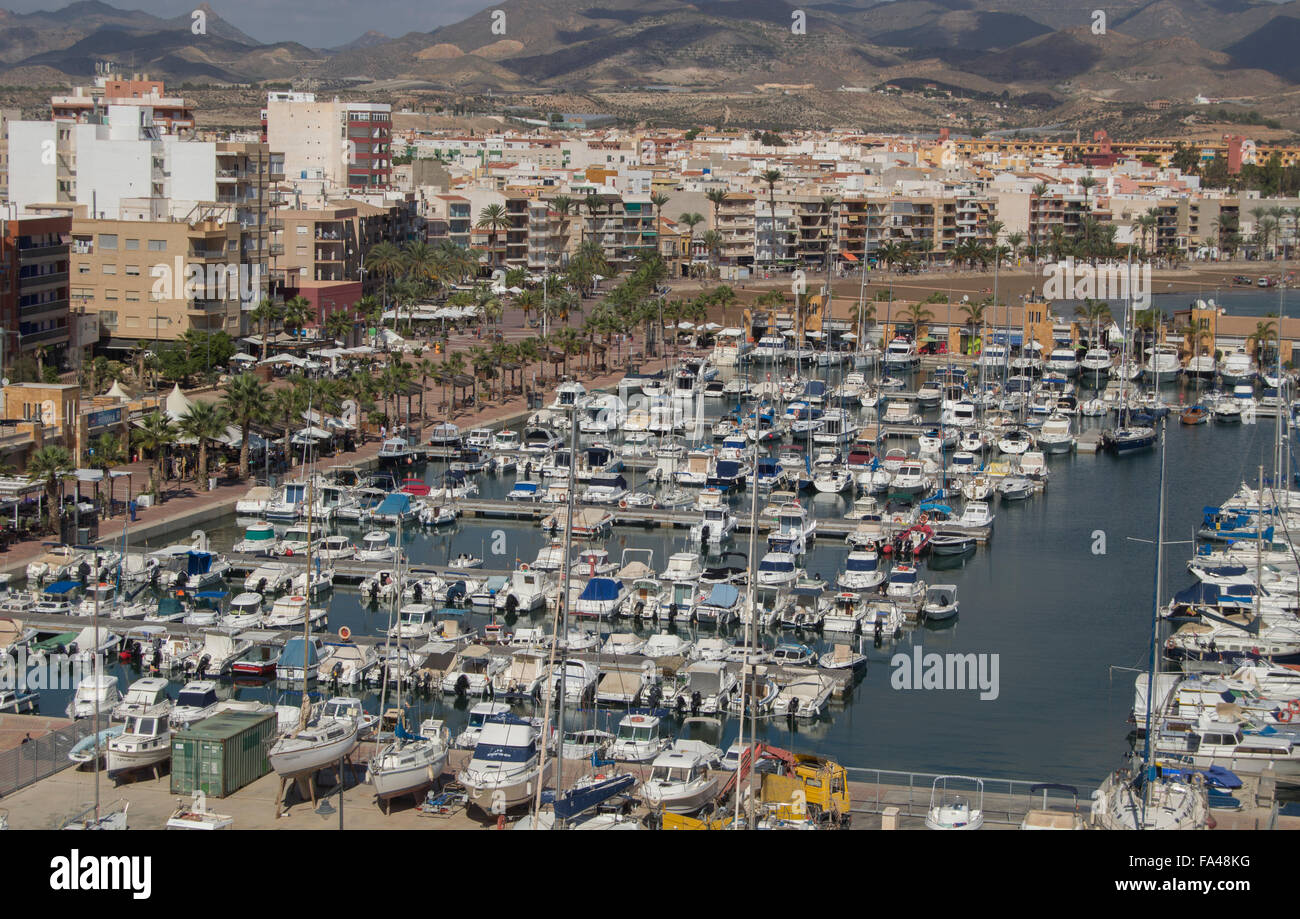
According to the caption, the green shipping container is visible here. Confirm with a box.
[171,711,276,799]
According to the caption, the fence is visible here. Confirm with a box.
[845,766,1066,826]
[0,719,94,798]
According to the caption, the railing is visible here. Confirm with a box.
[0,718,94,797]
[845,766,1056,826]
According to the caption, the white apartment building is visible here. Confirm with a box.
[264,94,392,191]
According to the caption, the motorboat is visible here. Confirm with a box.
[357,531,396,562]
[660,552,703,584]
[1218,349,1255,386]
[757,551,800,587]
[1037,414,1075,454]
[1046,347,1079,376]
[771,672,836,719]
[838,549,885,591]
[459,714,553,813]
[110,676,171,722]
[243,561,293,595]
[66,674,121,720]
[441,644,507,695]
[640,743,721,813]
[923,584,960,621]
[389,603,436,640]
[925,776,984,830]
[168,680,221,729]
[494,568,552,614]
[610,711,671,763]
[668,661,737,715]
[233,521,277,555]
[1080,348,1113,377]
[317,535,356,561]
[1144,344,1182,384]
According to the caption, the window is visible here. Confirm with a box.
[125,239,139,250]
[104,289,118,300]
[98,234,117,250]
[78,263,89,274]
[126,291,140,302]
[296,226,307,235]
[102,264,116,275]
[100,311,117,328]
[147,239,166,251]
[125,265,140,276]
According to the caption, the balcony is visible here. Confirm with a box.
[20,270,68,290]
[188,249,228,262]
[18,244,68,260]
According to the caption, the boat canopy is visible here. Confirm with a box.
[279,637,320,669]
[578,578,622,602]
[43,580,79,595]
[375,493,413,516]
[704,583,740,608]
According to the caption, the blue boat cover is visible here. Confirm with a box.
[278,637,320,668]
[716,460,744,477]
[375,493,412,515]
[579,578,621,602]
[43,580,79,595]
[195,590,228,599]
[705,583,740,607]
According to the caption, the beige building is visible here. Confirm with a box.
[69,213,250,348]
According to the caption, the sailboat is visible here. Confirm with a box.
[1106,256,1156,454]
[367,522,449,809]
[268,466,360,782]
[1093,421,1209,829]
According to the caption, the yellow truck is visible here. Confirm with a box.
[759,754,851,827]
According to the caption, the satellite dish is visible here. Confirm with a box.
[1,378,8,387]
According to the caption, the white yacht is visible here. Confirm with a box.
[1080,348,1112,377]
[1036,414,1075,454]
[883,337,920,369]
[838,549,885,591]
[105,713,171,777]
[1218,349,1255,386]
[1045,347,1079,376]
[459,714,553,813]
[1144,344,1182,384]
[640,743,721,813]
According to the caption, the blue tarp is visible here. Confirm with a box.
[705,583,740,608]
[375,493,412,516]
[1173,583,1221,605]
[186,552,215,576]
[716,460,744,477]
[278,637,320,669]
[804,380,827,397]
[43,580,79,595]
[579,578,621,602]
[195,590,228,599]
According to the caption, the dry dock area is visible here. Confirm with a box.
[2,723,1290,829]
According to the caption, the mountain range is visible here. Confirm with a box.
[2,0,1298,114]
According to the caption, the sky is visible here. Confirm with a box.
[3,0,499,48]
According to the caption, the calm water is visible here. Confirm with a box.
[41,359,1296,790]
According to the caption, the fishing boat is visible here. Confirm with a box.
[922,584,960,621]
[66,674,121,720]
[106,713,171,778]
[111,677,170,722]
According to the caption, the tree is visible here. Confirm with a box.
[88,432,124,472]
[269,386,305,468]
[222,373,270,480]
[324,309,354,346]
[132,410,177,500]
[178,400,230,491]
[366,241,403,312]
[281,295,314,337]
[1249,319,1278,367]
[25,445,72,530]
[678,212,703,267]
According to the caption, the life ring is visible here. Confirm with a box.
[619,500,628,509]
[918,512,929,524]
[338,626,352,641]
[1279,708,1293,723]
[1289,699,1300,714]
[519,563,530,571]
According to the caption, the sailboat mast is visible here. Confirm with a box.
[92,541,101,821]
[1140,418,1168,826]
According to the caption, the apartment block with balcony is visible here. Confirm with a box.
[266,94,392,193]
[68,215,246,350]
[716,193,756,267]
[527,199,567,270]
[754,201,797,265]
[1,213,72,372]
[275,206,361,284]
[425,195,472,248]
[51,76,195,135]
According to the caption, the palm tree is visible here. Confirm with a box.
[705,188,728,234]
[25,445,72,530]
[1249,319,1278,367]
[132,410,177,500]
[324,309,354,346]
[88,432,124,472]
[649,191,670,258]
[678,212,703,268]
[1075,298,1112,348]
[1005,231,1025,264]
[1078,176,1098,211]
[366,241,404,313]
[178,400,230,491]
[250,298,283,361]
[701,230,722,275]
[222,373,270,480]
[281,295,314,338]
[960,299,987,350]
[902,302,934,341]
[269,386,304,468]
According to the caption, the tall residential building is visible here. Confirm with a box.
[69,212,249,349]
[264,94,392,191]
[0,108,21,203]
[1,212,72,372]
